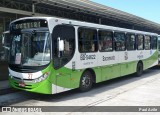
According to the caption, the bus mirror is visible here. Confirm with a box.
[3,46,10,50]
[58,37,64,51]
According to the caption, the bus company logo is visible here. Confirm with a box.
[80,54,96,60]
[124,52,128,60]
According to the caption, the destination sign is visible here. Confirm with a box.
[16,21,41,29]
[11,19,48,30]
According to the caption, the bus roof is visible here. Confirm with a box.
[10,17,158,36]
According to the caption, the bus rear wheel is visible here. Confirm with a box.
[79,71,93,92]
[136,62,143,77]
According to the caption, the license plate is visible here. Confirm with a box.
[19,82,25,87]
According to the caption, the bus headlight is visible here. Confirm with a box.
[34,72,50,83]
[9,74,13,79]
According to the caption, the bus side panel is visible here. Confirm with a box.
[70,70,83,88]
[101,65,112,81]
[143,50,151,70]
[121,62,134,76]
[99,51,120,82]
[94,67,102,83]
[120,51,137,76]
[143,50,158,69]
[111,64,121,78]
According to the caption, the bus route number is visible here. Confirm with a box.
[28,73,33,79]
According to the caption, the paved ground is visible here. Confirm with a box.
[0,61,8,81]
[1,67,160,115]
[0,80,10,90]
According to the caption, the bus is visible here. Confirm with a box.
[1,31,10,61]
[2,31,10,48]
[8,17,158,94]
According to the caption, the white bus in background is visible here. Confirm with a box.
[1,31,10,61]
[8,17,158,94]
[2,31,10,49]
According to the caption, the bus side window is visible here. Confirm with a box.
[126,33,136,50]
[137,35,144,50]
[144,35,151,50]
[78,27,98,53]
[114,32,126,51]
[151,36,158,49]
[98,30,113,52]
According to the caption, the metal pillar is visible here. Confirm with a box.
[32,3,35,16]
[99,18,101,24]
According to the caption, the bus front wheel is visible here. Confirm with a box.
[79,71,93,92]
[136,62,143,77]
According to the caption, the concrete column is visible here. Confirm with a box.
[3,17,5,31]
[99,18,101,24]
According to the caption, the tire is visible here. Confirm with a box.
[79,71,93,92]
[136,62,143,77]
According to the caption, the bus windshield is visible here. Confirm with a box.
[9,31,50,66]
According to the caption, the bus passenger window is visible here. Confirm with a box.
[126,33,136,50]
[151,36,158,49]
[144,35,151,50]
[137,35,144,50]
[78,27,98,53]
[98,30,113,52]
[114,32,126,51]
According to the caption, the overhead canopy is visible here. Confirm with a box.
[0,0,160,34]
[38,0,160,34]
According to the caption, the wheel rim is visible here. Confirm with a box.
[81,74,91,88]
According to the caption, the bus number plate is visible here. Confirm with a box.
[19,82,25,87]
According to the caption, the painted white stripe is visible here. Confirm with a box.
[65,50,157,70]
[52,84,71,94]
[9,68,43,79]
[150,60,158,68]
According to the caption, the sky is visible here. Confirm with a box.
[90,0,160,24]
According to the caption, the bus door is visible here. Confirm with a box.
[52,24,75,93]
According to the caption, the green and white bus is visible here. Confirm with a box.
[9,17,158,94]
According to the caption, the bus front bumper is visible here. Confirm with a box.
[9,77,53,94]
